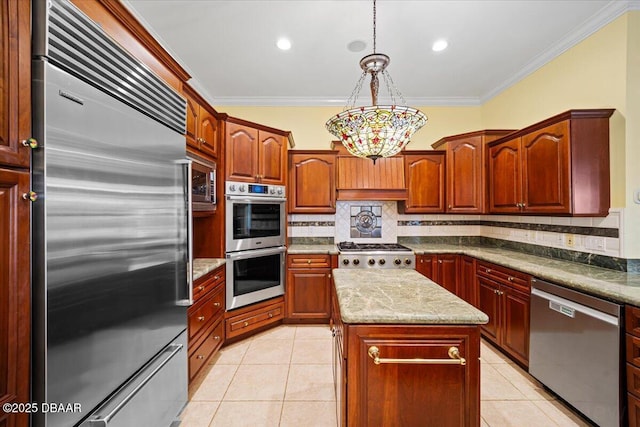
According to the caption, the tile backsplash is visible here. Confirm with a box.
[289,201,628,269]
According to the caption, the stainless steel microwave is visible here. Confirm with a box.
[188,155,216,211]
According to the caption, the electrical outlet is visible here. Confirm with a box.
[565,234,575,248]
[635,189,640,204]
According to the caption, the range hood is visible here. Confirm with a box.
[332,143,408,201]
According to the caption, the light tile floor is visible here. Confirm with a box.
[181,325,592,427]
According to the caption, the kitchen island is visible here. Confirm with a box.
[332,269,488,427]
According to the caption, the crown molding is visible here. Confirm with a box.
[208,95,482,107]
[480,0,637,103]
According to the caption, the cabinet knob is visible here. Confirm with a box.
[268,313,273,318]
[198,285,205,291]
[508,277,514,282]
[328,273,331,278]
[214,302,221,307]
[198,316,205,321]
[307,259,312,264]
[438,260,443,264]
[22,191,38,202]
[214,335,220,340]
[214,275,220,280]
[21,137,39,149]
[486,269,491,273]
[196,355,204,359]
[448,204,452,209]
[243,321,249,327]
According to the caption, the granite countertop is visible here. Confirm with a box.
[289,242,640,306]
[332,269,489,325]
[405,243,640,305]
[287,244,339,255]
[192,258,226,281]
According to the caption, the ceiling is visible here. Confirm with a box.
[123,0,637,107]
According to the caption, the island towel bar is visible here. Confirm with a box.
[367,346,466,366]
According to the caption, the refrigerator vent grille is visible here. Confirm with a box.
[45,0,186,134]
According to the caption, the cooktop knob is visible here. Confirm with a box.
[368,259,375,266]
[229,184,236,192]
[270,188,276,195]
[378,259,386,265]
[352,259,360,265]
[239,185,246,192]
[404,258,412,265]
[277,188,283,195]
[342,259,350,265]
[394,258,401,265]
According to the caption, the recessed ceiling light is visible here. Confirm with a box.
[347,40,367,52]
[277,38,291,51]
[432,39,448,52]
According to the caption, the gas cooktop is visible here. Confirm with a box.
[337,242,412,252]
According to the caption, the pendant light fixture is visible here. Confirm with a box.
[326,0,427,164]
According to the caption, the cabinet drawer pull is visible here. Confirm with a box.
[268,312,273,318]
[214,275,220,280]
[438,260,443,264]
[213,302,221,307]
[367,346,466,366]
[197,316,205,321]
[214,335,220,340]
[508,277,514,281]
[486,268,491,273]
[196,355,204,360]
[307,259,312,264]
[198,286,205,291]
[243,321,249,327]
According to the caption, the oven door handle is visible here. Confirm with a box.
[226,246,287,260]
[226,195,286,203]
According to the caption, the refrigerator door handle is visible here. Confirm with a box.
[85,343,184,426]
[175,159,193,306]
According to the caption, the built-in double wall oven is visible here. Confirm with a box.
[225,181,286,310]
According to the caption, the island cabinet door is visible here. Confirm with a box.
[477,277,501,345]
[347,326,480,427]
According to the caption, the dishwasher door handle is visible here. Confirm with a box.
[531,287,619,326]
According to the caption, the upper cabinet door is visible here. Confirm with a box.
[184,94,199,150]
[226,123,258,182]
[447,137,483,213]
[258,130,286,185]
[521,121,570,214]
[488,138,522,213]
[402,153,445,213]
[0,0,30,168]
[288,152,336,213]
[198,109,219,159]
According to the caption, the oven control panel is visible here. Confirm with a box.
[225,181,286,198]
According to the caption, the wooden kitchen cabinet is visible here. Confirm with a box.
[285,254,336,323]
[477,261,530,366]
[460,255,478,307]
[416,254,459,296]
[0,0,31,169]
[183,85,222,160]
[187,266,225,383]
[340,324,480,427]
[625,305,640,426]
[225,296,284,340]
[399,151,446,213]
[432,130,514,214]
[488,109,614,216]
[0,168,30,427]
[288,151,337,213]
[333,144,407,200]
[225,119,290,185]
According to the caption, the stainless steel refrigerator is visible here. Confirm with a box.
[31,1,190,426]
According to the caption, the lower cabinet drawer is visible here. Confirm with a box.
[188,286,225,339]
[188,318,224,381]
[630,392,640,427]
[629,363,640,399]
[226,301,284,339]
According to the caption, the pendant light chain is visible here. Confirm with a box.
[373,0,377,53]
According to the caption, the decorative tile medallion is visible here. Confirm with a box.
[350,205,382,238]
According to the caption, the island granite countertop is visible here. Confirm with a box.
[332,269,489,325]
[192,258,226,281]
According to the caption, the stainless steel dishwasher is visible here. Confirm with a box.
[529,278,623,427]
